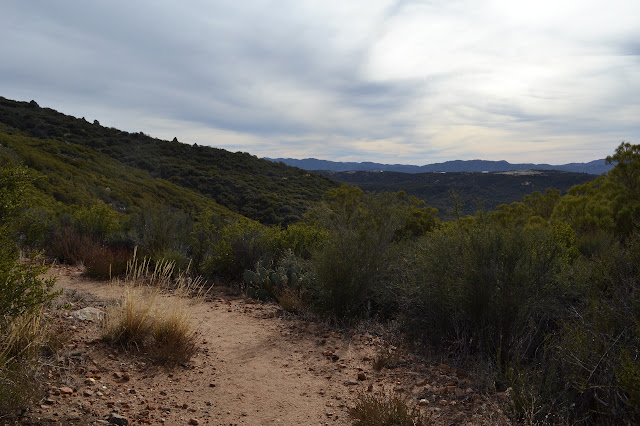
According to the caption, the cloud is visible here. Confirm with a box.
[0,0,638,164]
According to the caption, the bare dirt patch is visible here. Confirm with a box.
[13,265,512,425]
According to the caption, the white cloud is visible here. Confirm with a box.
[0,0,638,165]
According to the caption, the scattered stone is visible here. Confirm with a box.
[419,398,429,406]
[344,380,358,386]
[108,413,129,425]
[83,389,94,397]
[209,383,216,387]
[465,387,474,394]
[85,378,97,385]
[72,307,105,322]
[59,386,74,395]
[331,354,340,362]
[188,418,199,425]
[357,372,367,381]
[415,378,428,387]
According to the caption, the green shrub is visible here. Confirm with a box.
[403,218,573,359]
[72,203,121,240]
[308,186,417,318]
[201,220,283,281]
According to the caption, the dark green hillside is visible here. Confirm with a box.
[0,128,238,219]
[316,169,594,217]
[0,97,338,224]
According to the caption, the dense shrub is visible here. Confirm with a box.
[403,218,575,360]
[198,219,283,281]
[307,186,431,318]
[546,234,640,423]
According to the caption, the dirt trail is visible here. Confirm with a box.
[17,265,512,425]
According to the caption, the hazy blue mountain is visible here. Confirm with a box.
[266,157,612,175]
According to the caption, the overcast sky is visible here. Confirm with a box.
[1,1,639,164]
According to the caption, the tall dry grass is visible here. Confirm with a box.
[102,250,204,365]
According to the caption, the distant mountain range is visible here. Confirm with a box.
[266,158,613,175]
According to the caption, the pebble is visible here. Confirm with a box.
[59,386,74,395]
[108,412,129,425]
[357,372,367,381]
[188,418,199,425]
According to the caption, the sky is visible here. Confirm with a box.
[1,1,639,165]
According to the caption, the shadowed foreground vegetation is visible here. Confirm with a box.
[1,96,639,424]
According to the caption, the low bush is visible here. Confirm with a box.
[349,393,419,426]
[83,244,131,279]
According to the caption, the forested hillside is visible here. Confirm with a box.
[0,97,338,225]
[315,169,594,218]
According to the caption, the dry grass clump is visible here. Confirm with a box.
[349,393,420,426]
[102,252,203,365]
[0,311,49,415]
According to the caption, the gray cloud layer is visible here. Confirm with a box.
[1,0,639,164]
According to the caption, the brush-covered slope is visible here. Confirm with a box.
[0,125,239,219]
[0,97,338,224]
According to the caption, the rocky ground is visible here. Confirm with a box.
[9,265,513,425]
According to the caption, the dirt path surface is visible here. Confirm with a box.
[15,265,512,425]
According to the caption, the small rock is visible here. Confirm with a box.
[331,354,340,362]
[344,380,358,386]
[415,378,428,387]
[419,398,429,406]
[188,418,199,425]
[59,386,74,395]
[72,307,105,322]
[83,389,94,397]
[108,413,129,425]
[357,372,367,381]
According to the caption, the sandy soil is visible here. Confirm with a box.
[12,265,512,425]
